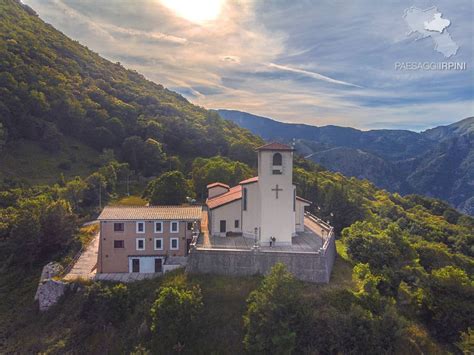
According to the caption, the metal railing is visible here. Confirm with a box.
[304,211,335,252]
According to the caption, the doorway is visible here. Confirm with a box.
[154,258,163,273]
[220,220,226,233]
[132,258,140,273]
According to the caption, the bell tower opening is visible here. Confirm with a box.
[272,152,283,174]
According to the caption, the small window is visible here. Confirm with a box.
[187,222,193,231]
[170,221,179,233]
[234,220,239,228]
[136,221,145,233]
[154,238,163,250]
[136,238,145,251]
[220,220,226,233]
[154,221,163,233]
[114,223,124,232]
[272,152,282,166]
[170,238,179,250]
[114,240,124,248]
[272,169,282,175]
[293,189,296,212]
[243,188,247,211]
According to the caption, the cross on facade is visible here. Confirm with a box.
[271,184,283,199]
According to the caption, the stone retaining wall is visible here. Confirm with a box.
[187,234,336,283]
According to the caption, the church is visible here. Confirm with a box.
[206,142,311,246]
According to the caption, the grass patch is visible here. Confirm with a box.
[0,138,100,184]
[111,195,148,206]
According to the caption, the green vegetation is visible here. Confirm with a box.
[0,1,472,353]
[0,0,261,186]
[145,171,193,205]
[150,279,203,350]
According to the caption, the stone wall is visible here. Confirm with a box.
[187,234,336,283]
[34,262,69,311]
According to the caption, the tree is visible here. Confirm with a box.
[150,284,203,349]
[421,266,474,343]
[191,156,253,199]
[142,138,166,177]
[82,283,129,325]
[39,199,77,256]
[0,122,7,151]
[147,171,190,205]
[243,263,306,354]
[62,177,87,210]
[122,136,145,171]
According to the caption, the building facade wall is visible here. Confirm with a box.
[187,234,336,283]
[295,199,309,232]
[98,220,198,273]
[209,200,242,236]
[208,186,229,199]
[241,182,261,238]
[258,150,295,246]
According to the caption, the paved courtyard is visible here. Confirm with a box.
[196,216,324,252]
[63,231,100,281]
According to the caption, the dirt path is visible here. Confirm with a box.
[63,232,100,281]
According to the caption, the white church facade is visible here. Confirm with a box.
[206,142,311,246]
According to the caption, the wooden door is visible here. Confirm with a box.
[154,258,162,273]
[132,258,140,273]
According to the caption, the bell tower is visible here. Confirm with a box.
[257,142,295,246]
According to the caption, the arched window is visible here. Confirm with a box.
[272,153,282,166]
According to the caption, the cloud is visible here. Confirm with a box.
[267,63,363,88]
[22,0,473,130]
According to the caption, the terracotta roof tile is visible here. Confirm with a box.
[206,182,230,189]
[97,205,202,220]
[239,176,259,185]
[256,142,294,151]
[206,185,242,209]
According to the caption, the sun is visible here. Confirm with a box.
[159,0,225,24]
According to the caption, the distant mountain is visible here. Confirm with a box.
[217,109,474,215]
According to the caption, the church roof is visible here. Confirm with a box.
[206,185,242,209]
[256,142,294,151]
[239,176,259,185]
[206,182,230,189]
[206,179,312,209]
[296,196,312,204]
[97,205,203,221]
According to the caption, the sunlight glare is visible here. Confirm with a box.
[160,0,225,24]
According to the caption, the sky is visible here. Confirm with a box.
[23,0,474,131]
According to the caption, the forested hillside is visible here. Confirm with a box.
[218,109,474,215]
[0,1,473,354]
[0,0,260,183]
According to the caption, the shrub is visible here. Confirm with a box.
[150,284,203,349]
[243,263,306,354]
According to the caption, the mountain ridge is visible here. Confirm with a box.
[217,109,474,215]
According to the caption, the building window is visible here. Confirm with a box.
[243,188,247,211]
[293,189,296,212]
[114,240,124,248]
[170,221,179,233]
[154,221,163,233]
[136,238,145,251]
[170,238,179,250]
[154,238,163,250]
[234,219,239,228]
[136,221,145,233]
[272,152,282,166]
[187,222,193,231]
[220,220,226,233]
[114,223,124,232]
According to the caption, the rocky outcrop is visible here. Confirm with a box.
[34,262,69,311]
